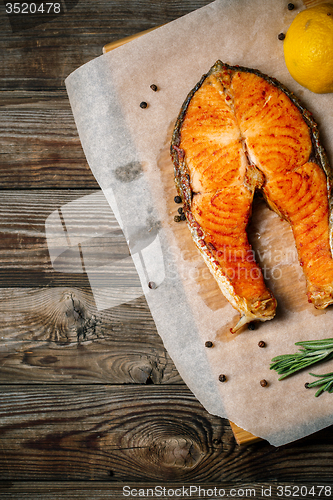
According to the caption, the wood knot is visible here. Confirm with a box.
[129,357,165,384]
[150,436,201,469]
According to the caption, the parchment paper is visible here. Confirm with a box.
[65,0,333,446]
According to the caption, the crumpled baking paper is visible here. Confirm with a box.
[65,0,333,446]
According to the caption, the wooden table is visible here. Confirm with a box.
[1,1,333,497]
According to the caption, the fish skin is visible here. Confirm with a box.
[171,60,333,331]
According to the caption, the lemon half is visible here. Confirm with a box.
[284,3,333,93]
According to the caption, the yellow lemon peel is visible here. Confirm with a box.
[284,3,333,93]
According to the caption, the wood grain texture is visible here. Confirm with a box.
[0,0,214,91]
[0,385,227,482]
[0,288,181,384]
[1,385,333,483]
[0,91,97,189]
[0,189,130,281]
[0,189,181,383]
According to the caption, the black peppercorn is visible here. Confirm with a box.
[219,374,227,383]
[178,207,184,214]
[287,3,295,10]
[140,101,148,109]
[180,213,186,221]
[278,33,286,40]
[174,195,182,204]
[205,341,213,348]
[248,322,256,330]
[150,84,158,91]
[260,379,268,387]
[148,281,156,289]
[305,382,310,389]
[258,340,266,348]
[174,215,181,222]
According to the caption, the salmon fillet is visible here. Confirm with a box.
[171,61,333,332]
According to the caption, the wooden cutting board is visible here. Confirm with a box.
[102,0,323,446]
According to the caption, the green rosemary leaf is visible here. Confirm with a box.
[306,372,333,397]
[270,341,333,379]
[271,339,333,396]
[296,340,333,351]
[308,371,333,379]
[296,338,333,346]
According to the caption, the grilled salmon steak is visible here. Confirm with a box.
[171,61,333,332]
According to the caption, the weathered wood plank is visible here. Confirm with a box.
[0,288,181,384]
[0,385,226,482]
[0,288,155,344]
[0,189,140,285]
[0,91,96,189]
[1,481,331,500]
[1,385,333,482]
[0,339,181,385]
[0,188,183,383]
[1,0,214,90]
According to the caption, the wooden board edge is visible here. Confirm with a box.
[229,421,263,446]
[103,24,164,53]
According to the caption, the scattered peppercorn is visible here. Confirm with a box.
[258,340,266,348]
[278,33,285,40]
[174,215,181,222]
[219,374,227,383]
[180,213,186,221]
[287,3,295,10]
[174,195,182,204]
[248,322,256,330]
[260,379,268,387]
[150,84,158,91]
[148,281,156,289]
[178,207,184,215]
[305,382,310,389]
[205,341,213,348]
[140,101,148,108]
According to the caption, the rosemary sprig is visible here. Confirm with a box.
[306,372,333,397]
[270,338,333,380]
